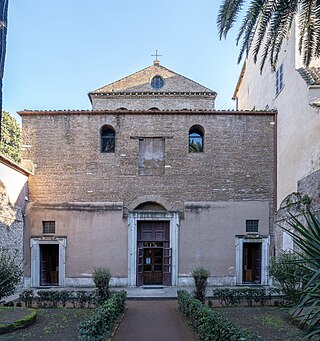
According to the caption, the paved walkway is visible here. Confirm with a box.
[112,300,196,341]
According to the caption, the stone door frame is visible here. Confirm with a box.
[127,211,179,286]
[30,238,66,287]
[235,236,270,285]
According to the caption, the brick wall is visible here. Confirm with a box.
[21,110,275,211]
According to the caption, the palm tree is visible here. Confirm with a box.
[217,0,320,72]
[0,0,9,140]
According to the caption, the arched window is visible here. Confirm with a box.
[189,125,204,153]
[100,125,115,153]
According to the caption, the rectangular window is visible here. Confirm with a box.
[276,64,284,95]
[246,220,259,233]
[42,221,55,234]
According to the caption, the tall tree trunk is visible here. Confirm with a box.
[0,0,9,140]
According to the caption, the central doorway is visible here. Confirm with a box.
[143,244,163,284]
[137,221,171,286]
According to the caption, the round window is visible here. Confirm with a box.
[151,76,164,89]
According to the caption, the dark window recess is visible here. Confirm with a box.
[43,221,55,234]
[138,138,165,176]
[189,126,204,153]
[246,220,259,233]
[101,126,115,153]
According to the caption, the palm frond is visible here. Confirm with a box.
[217,0,246,39]
[280,208,320,338]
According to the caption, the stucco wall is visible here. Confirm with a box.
[24,202,128,278]
[180,201,270,278]
[234,21,320,208]
[0,157,30,266]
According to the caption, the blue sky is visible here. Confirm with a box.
[4,0,244,122]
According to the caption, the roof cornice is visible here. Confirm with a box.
[18,109,277,116]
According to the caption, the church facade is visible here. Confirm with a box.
[20,61,276,288]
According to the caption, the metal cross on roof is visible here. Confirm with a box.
[151,49,162,61]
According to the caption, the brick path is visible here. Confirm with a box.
[112,300,195,341]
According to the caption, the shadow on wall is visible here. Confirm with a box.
[0,180,24,261]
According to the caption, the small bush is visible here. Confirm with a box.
[178,290,257,340]
[0,249,22,301]
[192,267,210,304]
[78,290,126,340]
[269,252,311,304]
[93,267,112,304]
[19,290,34,308]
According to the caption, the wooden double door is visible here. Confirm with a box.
[137,221,172,286]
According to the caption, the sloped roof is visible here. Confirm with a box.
[89,62,215,95]
[297,67,320,85]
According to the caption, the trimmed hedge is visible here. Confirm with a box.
[177,290,261,341]
[78,290,127,340]
[212,287,267,307]
[19,290,96,308]
[0,307,37,334]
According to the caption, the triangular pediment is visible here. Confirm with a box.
[90,63,215,94]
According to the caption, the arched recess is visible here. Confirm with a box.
[135,201,166,211]
[128,195,172,212]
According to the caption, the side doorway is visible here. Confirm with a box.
[242,242,261,284]
[40,244,59,286]
[235,236,269,285]
[30,238,66,287]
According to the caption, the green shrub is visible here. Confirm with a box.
[192,267,210,304]
[269,252,311,304]
[93,267,112,304]
[19,290,95,308]
[0,249,22,301]
[212,287,267,306]
[177,290,258,340]
[78,290,126,340]
[19,290,34,308]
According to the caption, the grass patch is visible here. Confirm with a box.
[0,307,37,334]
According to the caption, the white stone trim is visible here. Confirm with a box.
[178,276,236,287]
[64,277,128,287]
[30,238,66,287]
[235,236,270,285]
[127,211,179,287]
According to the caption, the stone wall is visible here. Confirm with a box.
[274,169,320,254]
[21,110,276,212]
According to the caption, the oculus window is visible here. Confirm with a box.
[189,125,204,153]
[101,125,115,153]
[151,76,164,89]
